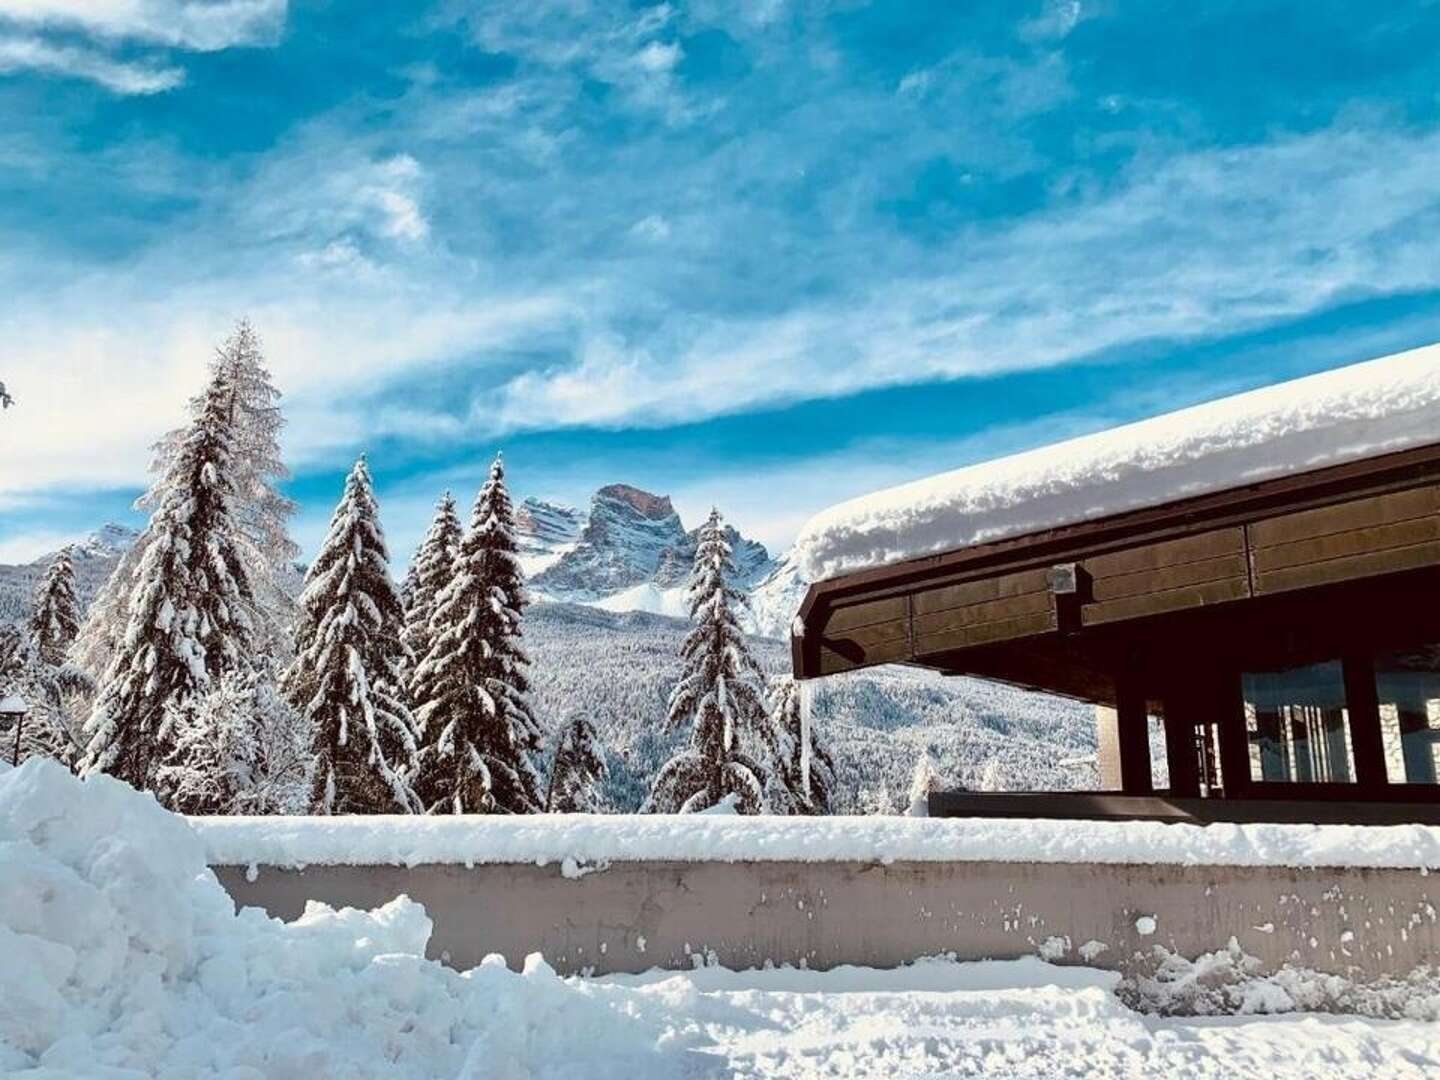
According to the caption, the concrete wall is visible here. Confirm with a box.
[215,859,1440,979]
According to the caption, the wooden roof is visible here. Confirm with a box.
[793,439,1440,700]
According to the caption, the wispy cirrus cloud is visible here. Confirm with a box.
[0,0,287,93]
[0,35,181,94]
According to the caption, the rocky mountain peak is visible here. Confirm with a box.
[595,484,675,520]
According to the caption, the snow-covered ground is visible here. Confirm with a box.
[5,758,1439,1078]
[796,343,1440,580]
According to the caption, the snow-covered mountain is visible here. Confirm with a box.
[514,497,586,578]
[524,483,801,637]
[0,523,139,626]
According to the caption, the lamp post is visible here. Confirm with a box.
[0,692,27,766]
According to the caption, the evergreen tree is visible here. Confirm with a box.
[157,671,310,815]
[767,675,836,815]
[402,492,462,693]
[412,454,544,814]
[76,319,298,682]
[643,509,772,814]
[81,363,255,792]
[29,548,81,667]
[545,715,608,813]
[283,457,419,814]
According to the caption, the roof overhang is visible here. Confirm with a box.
[793,440,1440,700]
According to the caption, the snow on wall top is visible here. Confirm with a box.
[191,812,1440,871]
[794,344,1440,582]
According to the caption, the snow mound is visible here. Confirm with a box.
[796,344,1440,580]
[1120,938,1440,1020]
[0,759,703,1077]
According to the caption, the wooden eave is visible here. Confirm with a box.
[794,439,1440,685]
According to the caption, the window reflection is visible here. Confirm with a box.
[1243,660,1356,784]
[1375,644,1440,785]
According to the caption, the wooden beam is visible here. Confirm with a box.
[1115,673,1153,795]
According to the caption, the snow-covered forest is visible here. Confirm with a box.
[0,323,1097,816]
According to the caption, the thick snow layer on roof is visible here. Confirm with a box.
[191,810,1440,871]
[795,344,1440,581]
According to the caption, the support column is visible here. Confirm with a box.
[1115,675,1154,795]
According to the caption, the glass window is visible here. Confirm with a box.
[1375,644,1440,785]
[1243,660,1356,784]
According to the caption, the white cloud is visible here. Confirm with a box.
[632,40,681,73]
[0,34,182,93]
[1020,0,1084,43]
[481,123,1440,434]
[630,214,671,241]
[0,0,286,51]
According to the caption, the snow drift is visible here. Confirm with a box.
[0,759,701,1077]
[795,344,1440,581]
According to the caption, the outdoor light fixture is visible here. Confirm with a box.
[0,692,28,766]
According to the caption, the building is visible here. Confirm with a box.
[791,346,1440,822]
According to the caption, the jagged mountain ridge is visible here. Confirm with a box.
[523,483,798,636]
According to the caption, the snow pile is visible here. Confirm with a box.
[192,810,1440,871]
[1120,938,1440,1021]
[0,759,699,1077]
[796,344,1440,580]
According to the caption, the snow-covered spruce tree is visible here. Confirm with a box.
[30,548,81,667]
[282,457,419,814]
[412,455,544,815]
[767,675,836,815]
[77,320,298,683]
[642,509,773,814]
[545,715,608,813]
[80,363,256,793]
[402,492,462,693]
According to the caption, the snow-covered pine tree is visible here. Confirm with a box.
[402,492,462,693]
[282,457,420,814]
[546,715,608,813]
[80,362,256,792]
[767,675,836,815]
[76,320,298,683]
[906,751,945,816]
[642,509,773,814]
[156,675,260,815]
[29,548,81,667]
[412,454,544,815]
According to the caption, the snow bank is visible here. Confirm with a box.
[6,759,1440,1077]
[795,344,1440,580]
[191,811,1440,871]
[0,759,698,1077]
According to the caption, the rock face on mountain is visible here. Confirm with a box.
[514,498,586,578]
[0,523,139,626]
[524,483,807,636]
[531,484,692,601]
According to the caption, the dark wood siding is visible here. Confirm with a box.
[1250,486,1440,595]
[1082,527,1249,626]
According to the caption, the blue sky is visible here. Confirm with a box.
[2,1,1440,565]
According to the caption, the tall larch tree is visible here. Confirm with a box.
[76,319,298,681]
[402,492,462,693]
[643,509,773,814]
[767,675,836,815]
[80,363,255,792]
[412,454,544,814]
[545,715,608,813]
[282,457,419,814]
